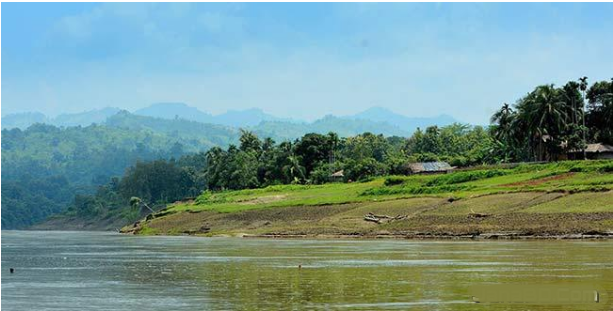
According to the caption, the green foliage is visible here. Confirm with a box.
[404,124,494,166]
[384,176,410,186]
[586,79,613,144]
[362,184,475,196]
[491,78,613,162]
[1,122,208,229]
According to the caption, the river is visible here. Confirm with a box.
[1,231,612,310]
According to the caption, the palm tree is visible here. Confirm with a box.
[283,154,305,183]
[130,197,154,213]
[490,103,514,139]
[490,103,518,161]
[579,77,589,159]
[517,85,569,161]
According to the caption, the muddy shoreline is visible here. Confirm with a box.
[241,232,613,240]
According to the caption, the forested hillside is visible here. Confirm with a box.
[1,123,217,229]
[253,115,410,140]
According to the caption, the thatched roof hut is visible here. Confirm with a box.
[568,143,613,159]
[330,170,344,178]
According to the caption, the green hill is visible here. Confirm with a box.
[1,121,227,229]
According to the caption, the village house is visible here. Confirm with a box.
[329,170,344,182]
[567,143,613,160]
[405,161,455,175]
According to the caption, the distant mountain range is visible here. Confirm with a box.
[1,108,121,129]
[133,103,292,127]
[346,107,457,132]
[2,103,459,139]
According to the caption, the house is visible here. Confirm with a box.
[329,170,344,181]
[568,143,613,160]
[405,161,454,175]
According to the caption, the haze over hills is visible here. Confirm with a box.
[347,107,457,131]
[1,108,121,129]
[254,115,411,140]
[2,103,459,139]
[53,107,121,127]
[134,103,215,124]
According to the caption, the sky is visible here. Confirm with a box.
[2,3,613,124]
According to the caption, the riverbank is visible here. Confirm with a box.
[31,213,127,231]
[121,193,613,239]
[120,161,613,238]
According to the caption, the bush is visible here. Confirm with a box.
[362,184,474,196]
[384,176,409,186]
[598,164,613,173]
[426,170,507,186]
[569,166,585,172]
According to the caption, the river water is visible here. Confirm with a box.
[1,231,612,310]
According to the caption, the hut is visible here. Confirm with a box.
[405,161,454,175]
[568,143,613,160]
[329,170,344,182]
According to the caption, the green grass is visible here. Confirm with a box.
[167,160,613,214]
[523,191,613,213]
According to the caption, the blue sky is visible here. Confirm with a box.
[2,3,613,123]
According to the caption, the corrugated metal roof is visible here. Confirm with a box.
[407,161,453,173]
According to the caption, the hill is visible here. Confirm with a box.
[53,107,121,127]
[0,121,220,229]
[253,115,410,140]
[105,111,240,149]
[3,105,456,138]
[1,112,48,129]
[215,108,287,127]
[1,108,120,129]
[348,107,457,132]
[123,161,613,238]
[134,103,214,123]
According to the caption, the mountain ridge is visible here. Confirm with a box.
[2,103,460,138]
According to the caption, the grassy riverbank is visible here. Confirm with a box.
[122,160,613,238]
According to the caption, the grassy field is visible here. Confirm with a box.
[123,160,613,238]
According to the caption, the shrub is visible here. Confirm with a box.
[426,170,507,186]
[599,164,613,173]
[384,176,409,186]
[361,184,474,196]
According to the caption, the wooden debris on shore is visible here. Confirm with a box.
[363,212,408,224]
[468,208,490,219]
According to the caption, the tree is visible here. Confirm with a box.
[129,196,154,213]
[294,133,334,177]
[515,85,569,161]
[579,77,589,158]
[586,79,613,144]
[239,129,262,154]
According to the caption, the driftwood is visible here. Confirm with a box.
[468,208,490,218]
[363,213,408,224]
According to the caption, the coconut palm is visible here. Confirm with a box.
[490,103,515,140]
[516,85,569,161]
[579,76,589,159]
[283,154,305,183]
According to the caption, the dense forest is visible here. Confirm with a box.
[2,78,612,229]
[1,123,207,228]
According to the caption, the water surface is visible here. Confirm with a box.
[2,231,612,310]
